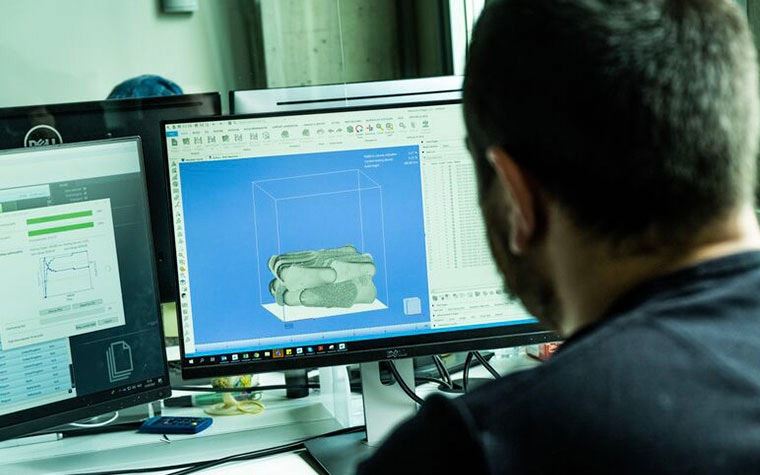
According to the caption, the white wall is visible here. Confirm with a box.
[0,0,235,108]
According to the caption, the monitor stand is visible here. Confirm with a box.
[283,369,310,399]
[0,401,160,449]
[304,359,417,475]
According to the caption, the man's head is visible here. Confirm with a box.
[464,0,760,329]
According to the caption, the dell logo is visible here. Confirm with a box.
[24,124,63,147]
[385,349,408,359]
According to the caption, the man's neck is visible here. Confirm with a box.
[549,204,760,337]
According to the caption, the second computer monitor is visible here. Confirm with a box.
[230,75,464,114]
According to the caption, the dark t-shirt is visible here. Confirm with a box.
[356,251,760,474]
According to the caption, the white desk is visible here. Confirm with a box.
[0,371,349,475]
[0,351,540,475]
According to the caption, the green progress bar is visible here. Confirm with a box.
[28,222,94,236]
[26,210,93,225]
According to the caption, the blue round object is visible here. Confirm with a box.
[107,74,183,99]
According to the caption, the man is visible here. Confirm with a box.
[356,0,760,473]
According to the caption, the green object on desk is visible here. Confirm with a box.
[164,392,254,407]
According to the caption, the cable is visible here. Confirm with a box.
[71,425,366,475]
[472,350,501,379]
[432,354,454,389]
[71,463,193,475]
[461,351,475,393]
[414,375,453,388]
[385,360,425,405]
[461,351,503,393]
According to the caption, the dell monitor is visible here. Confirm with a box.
[0,93,222,303]
[162,98,559,472]
[0,137,171,443]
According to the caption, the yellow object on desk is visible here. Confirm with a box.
[201,374,265,416]
[204,392,265,416]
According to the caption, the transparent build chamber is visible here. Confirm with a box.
[253,169,389,322]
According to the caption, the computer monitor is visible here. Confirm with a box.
[162,98,559,471]
[0,93,222,303]
[0,137,171,443]
[230,75,464,114]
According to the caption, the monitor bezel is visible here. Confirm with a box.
[161,99,560,381]
[0,93,220,116]
[229,75,464,114]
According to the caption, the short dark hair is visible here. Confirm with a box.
[464,0,759,252]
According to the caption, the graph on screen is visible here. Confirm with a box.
[39,250,94,298]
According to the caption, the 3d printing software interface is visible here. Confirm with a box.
[165,103,536,360]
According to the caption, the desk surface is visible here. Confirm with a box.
[0,352,539,475]
[1,371,348,475]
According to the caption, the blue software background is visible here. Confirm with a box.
[179,146,429,346]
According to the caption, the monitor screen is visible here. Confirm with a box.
[163,99,557,381]
[0,93,222,303]
[0,137,171,442]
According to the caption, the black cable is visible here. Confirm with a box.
[71,461,193,475]
[414,375,453,388]
[71,425,366,475]
[432,354,454,389]
[385,360,426,405]
[462,351,475,393]
[472,350,501,379]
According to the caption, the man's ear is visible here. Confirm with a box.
[486,147,537,254]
